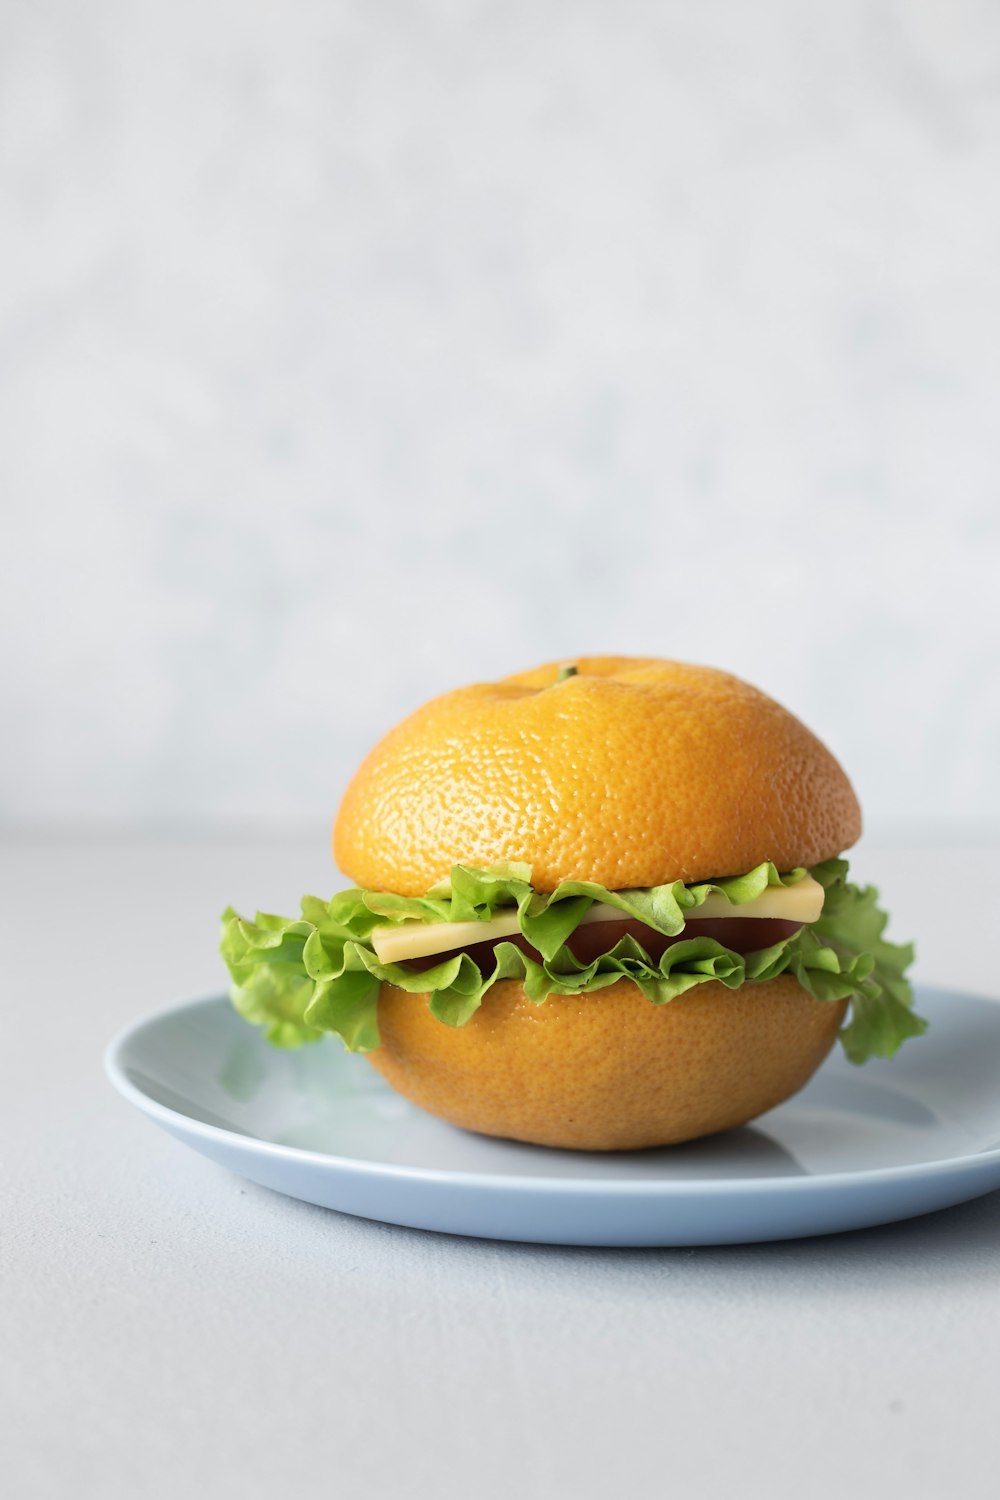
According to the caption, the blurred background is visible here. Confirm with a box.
[3,0,999,841]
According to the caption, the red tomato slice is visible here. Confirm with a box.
[564,916,803,965]
[402,916,804,973]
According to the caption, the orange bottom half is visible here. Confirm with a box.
[366,975,848,1151]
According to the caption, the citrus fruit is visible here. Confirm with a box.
[334,656,861,895]
[369,976,848,1151]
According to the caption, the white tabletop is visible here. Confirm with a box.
[4,835,998,1500]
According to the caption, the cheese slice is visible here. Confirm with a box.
[369,873,825,965]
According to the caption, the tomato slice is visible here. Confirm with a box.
[402,916,804,973]
[564,916,803,965]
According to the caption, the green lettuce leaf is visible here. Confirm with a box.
[219,859,924,1065]
[806,859,925,1062]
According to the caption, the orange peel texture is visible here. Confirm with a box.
[369,976,849,1151]
[334,656,861,895]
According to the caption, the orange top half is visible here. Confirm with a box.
[333,656,862,895]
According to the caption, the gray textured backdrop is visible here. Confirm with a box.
[3,0,999,834]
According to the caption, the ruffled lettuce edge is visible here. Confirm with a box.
[220,858,925,1065]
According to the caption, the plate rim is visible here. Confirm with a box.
[104,987,1000,1199]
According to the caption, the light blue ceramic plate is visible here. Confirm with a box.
[105,986,1000,1246]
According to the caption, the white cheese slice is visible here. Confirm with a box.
[369,873,824,965]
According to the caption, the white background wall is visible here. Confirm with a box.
[3,0,999,836]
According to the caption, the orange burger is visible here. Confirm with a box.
[221,657,923,1150]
